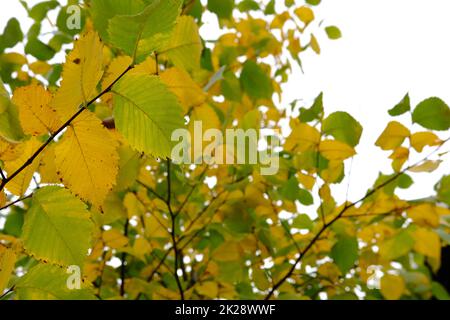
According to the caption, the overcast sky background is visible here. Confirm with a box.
[1,0,449,205]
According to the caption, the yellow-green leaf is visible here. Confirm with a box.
[161,16,203,71]
[22,186,94,267]
[112,73,184,158]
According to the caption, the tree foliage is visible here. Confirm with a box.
[0,0,449,301]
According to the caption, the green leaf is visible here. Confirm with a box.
[3,206,25,237]
[25,38,56,61]
[298,188,314,206]
[432,281,450,300]
[379,230,414,261]
[299,92,323,122]
[0,18,23,50]
[27,23,41,40]
[56,5,86,36]
[208,0,234,19]
[222,71,242,102]
[398,173,414,189]
[90,0,146,42]
[325,26,341,40]
[264,0,275,14]
[412,97,450,130]
[108,0,182,62]
[29,1,59,22]
[306,0,321,5]
[16,264,97,300]
[112,73,184,158]
[388,93,410,116]
[322,111,363,147]
[280,176,300,202]
[292,214,313,230]
[161,16,202,71]
[437,175,450,206]
[331,236,358,274]
[238,0,260,12]
[21,186,94,267]
[0,79,25,142]
[240,60,273,100]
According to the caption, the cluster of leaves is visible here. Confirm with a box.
[0,0,449,301]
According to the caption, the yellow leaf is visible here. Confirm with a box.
[296,172,315,190]
[103,55,159,90]
[407,204,439,228]
[375,121,410,150]
[131,56,157,76]
[389,147,409,172]
[410,132,442,152]
[0,248,17,293]
[0,190,6,207]
[270,12,290,29]
[5,138,42,196]
[103,229,128,249]
[196,281,218,298]
[409,160,442,173]
[124,192,145,219]
[310,34,320,54]
[413,228,441,260]
[55,111,119,208]
[52,31,104,122]
[295,6,315,26]
[0,139,23,162]
[29,61,51,75]
[285,122,320,152]
[160,67,206,113]
[12,84,61,136]
[380,274,405,300]
[101,56,132,90]
[321,160,344,182]
[132,237,151,261]
[213,241,241,261]
[38,144,59,184]
[319,140,356,160]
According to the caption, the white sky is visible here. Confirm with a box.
[1,0,449,205]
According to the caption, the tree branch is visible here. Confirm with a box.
[264,139,449,300]
[0,65,133,193]
[166,159,185,300]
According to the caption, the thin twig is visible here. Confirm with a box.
[0,285,15,300]
[166,159,185,300]
[120,218,129,297]
[0,194,33,211]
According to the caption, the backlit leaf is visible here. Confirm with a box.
[52,31,104,122]
[16,264,96,300]
[375,121,410,150]
[12,84,61,136]
[55,111,119,207]
[112,73,184,158]
[22,186,94,266]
